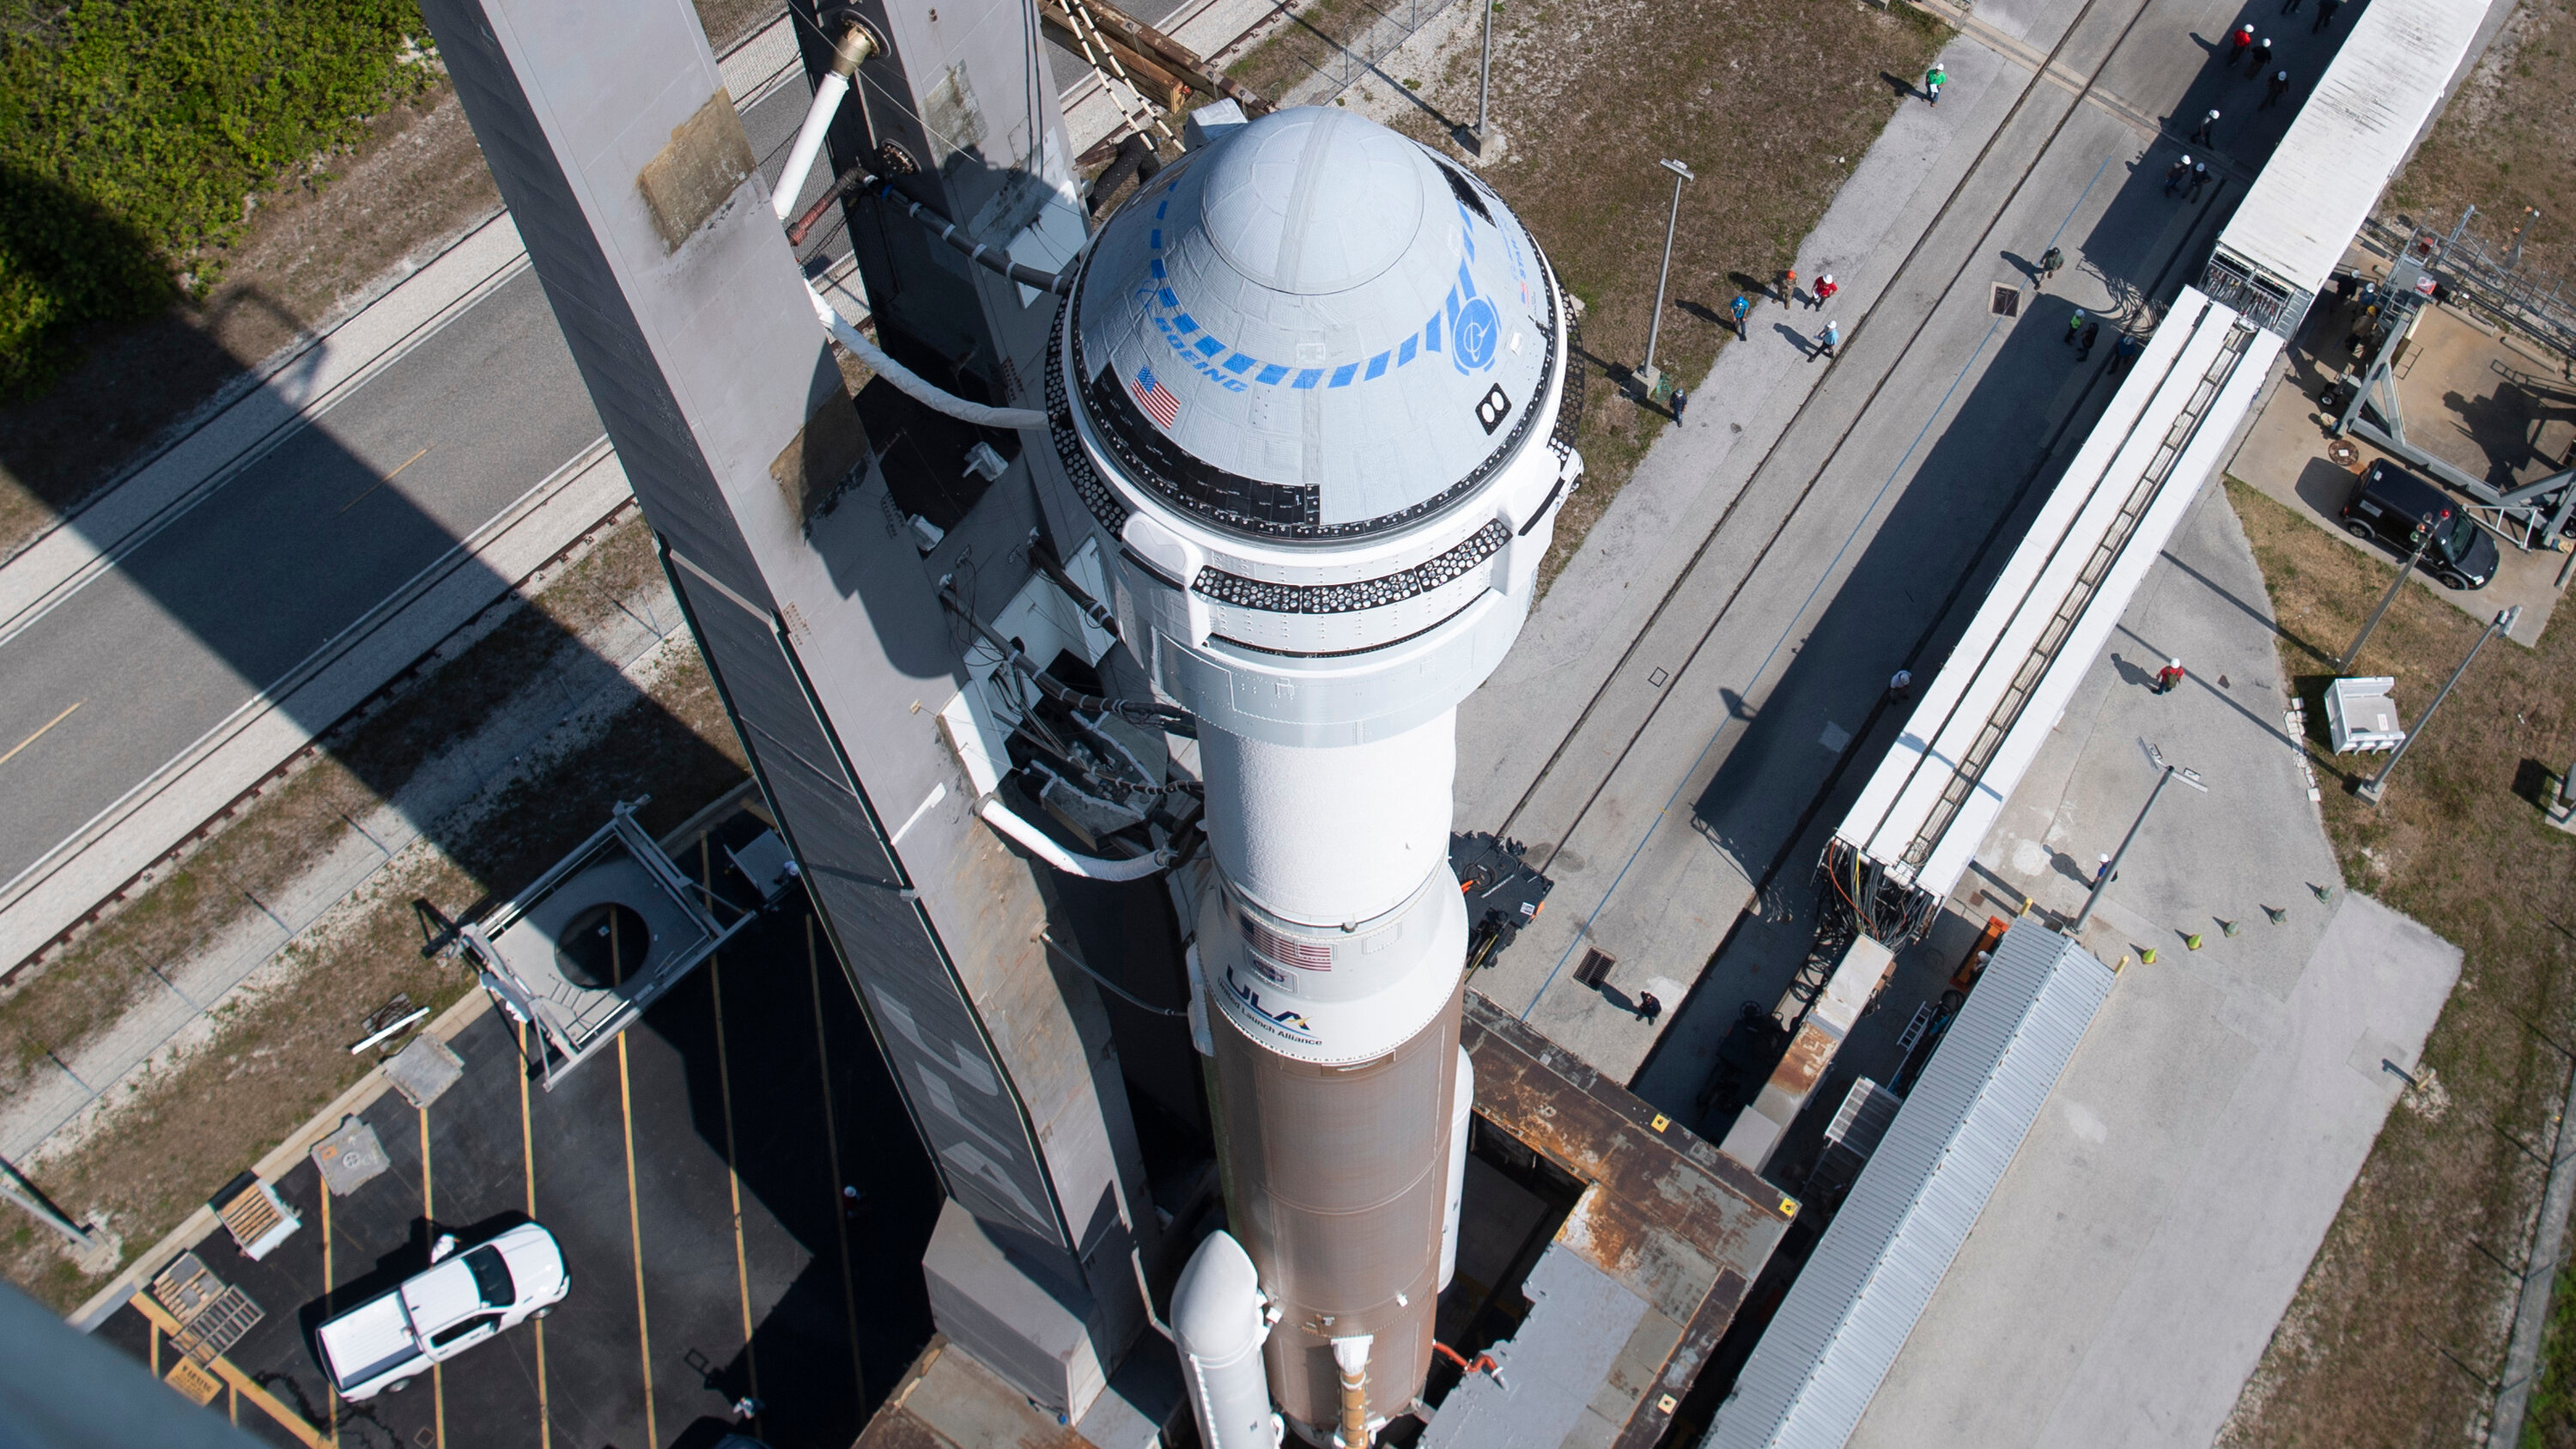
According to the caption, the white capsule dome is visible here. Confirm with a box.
[1060,107,1561,543]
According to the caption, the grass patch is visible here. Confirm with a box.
[0,0,440,396]
[2216,477,2576,1448]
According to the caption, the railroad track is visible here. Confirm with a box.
[1480,0,2245,1016]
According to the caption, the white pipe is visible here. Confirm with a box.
[976,795,1169,880]
[774,70,852,220]
[1174,1232,1285,1449]
[1438,1046,1473,1291]
[805,282,1048,429]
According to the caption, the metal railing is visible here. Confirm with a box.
[2360,209,2576,363]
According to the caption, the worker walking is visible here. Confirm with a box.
[1636,992,1663,1025]
[1729,292,1751,339]
[2165,155,2194,198]
[2075,320,2101,361]
[2065,308,2087,346]
[2154,657,2186,694]
[2249,35,2273,76]
[2111,332,2145,374]
[2190,107,2219,145]
[2227,22,2255,65]
[1778,266,1799,307]
[1925,63,1946,105]
[1814,274,1839,307]
[2263,69,2291,108]
[2280,0,2300,13]
[1887,668,1912,703]
[1814,320,1841,361]
[2037,246,2065,287]
[2187,160,2211,200]
[2313,0,2342,31]
[1670,387,1688,423]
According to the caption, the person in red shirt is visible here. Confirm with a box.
[2227,23,2254,65]
[1814,274,1839,308]
[2154,657,2186,694]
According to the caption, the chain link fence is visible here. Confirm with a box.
[1274,0,1469,108]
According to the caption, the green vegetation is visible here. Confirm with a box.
[0,0,435,395]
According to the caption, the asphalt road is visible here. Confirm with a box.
[0,73,844,892]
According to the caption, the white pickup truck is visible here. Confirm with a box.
[314,1222,569,1400]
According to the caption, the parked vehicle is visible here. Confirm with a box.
[313,1222,569,1400]
[2338,460,2499,590]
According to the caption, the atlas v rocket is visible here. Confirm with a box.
[1051,108,1581,1444]
[411,0,1574,1432]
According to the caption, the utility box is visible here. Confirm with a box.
[2326,676,2406,752]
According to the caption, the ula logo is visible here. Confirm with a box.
[1224,966,1318,1043]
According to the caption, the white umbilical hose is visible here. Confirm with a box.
[805,282,1047,429]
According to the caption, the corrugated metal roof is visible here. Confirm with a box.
[2216,0,2492,294]
[1701,922,2117,1449]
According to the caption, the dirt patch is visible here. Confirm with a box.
[2215,478,2576,1449]
[2383,0,2576,297]
[1228,0,1947,594]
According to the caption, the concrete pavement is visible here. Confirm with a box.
[1458,0,2336,1083]
[1844,476,2462,1449]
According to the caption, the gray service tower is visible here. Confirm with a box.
[411,0,1576,1438]
[1054,108,1579,1446]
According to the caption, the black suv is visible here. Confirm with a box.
[2337,461,2499,590]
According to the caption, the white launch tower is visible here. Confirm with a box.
[1048,107,1581,1445]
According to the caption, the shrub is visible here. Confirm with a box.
[0,0,436,396]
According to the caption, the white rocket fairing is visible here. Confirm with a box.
[1048,105,1579,1443]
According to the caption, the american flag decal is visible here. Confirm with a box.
[1131,365,1181,429]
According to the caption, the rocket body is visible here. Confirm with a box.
[1047,105,1579,1440]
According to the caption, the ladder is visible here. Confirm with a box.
[1899,320,2256,870]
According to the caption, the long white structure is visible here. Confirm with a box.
[1826,0,2492,940]
[1048,107,1583,1443]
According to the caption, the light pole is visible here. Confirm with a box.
[0,1154,103,1258]
[2068,742,2208,935]
[1637,158,1693,399]
[2336,514,2436,673]
[2358,604,2519,803]
[1475,0,1494,153]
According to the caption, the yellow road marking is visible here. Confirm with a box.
[0,700,82,767]
[337,446,431,515]
[130,1293,327,1448]
[421,1105,445,1449]
[706,839,762,1426]
[618,1029,658,1449]
[521,1021,551,1449]
[322,1177,341,1448]
[807,915,866,1393]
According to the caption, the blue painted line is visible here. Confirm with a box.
[1521,314,2007,1020]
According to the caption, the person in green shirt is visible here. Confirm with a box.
[1925,63,1946,106]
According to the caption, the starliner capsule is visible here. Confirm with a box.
[1045,105,1581,1446]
